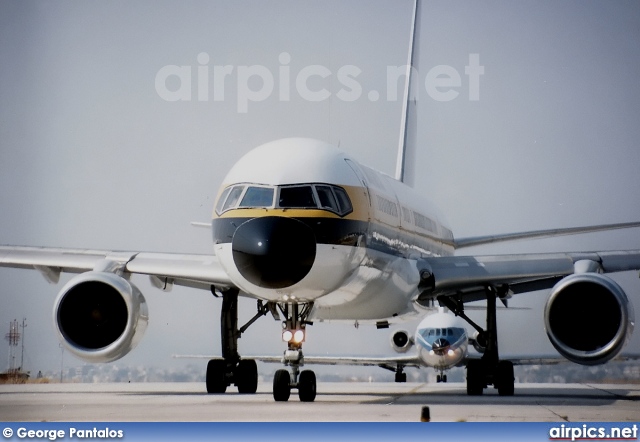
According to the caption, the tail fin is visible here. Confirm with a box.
[394,0,421,187]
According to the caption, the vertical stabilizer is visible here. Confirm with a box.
[394,0,421,187]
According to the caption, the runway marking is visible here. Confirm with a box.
[384,383,426,405]
[583,384,640,401]
[538,403,570,422]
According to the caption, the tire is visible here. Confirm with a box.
[236,359,258,394]
[273,369,291,402]
[496,360,515,396]
[298,370,317,402]
[206,359,227,394]
[466,360,484,396]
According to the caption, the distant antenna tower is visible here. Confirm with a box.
[5,319,21,374]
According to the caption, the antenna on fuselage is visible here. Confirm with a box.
[394,0,421,187]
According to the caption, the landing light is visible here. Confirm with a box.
[447,349,454,356]
[282,329,305,343]
[429,350,435,356]
[293,330,305,343]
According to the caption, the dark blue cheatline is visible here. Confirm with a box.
[231,216,316,289]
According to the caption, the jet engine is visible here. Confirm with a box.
[53,271,148,363]
[544,273,634,366]
[390,329,413,353]
[470,331,486,354]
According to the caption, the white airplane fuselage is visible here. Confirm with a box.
[211,138,455,321]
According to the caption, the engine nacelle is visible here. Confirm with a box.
[544,273,634,366]
[390,329,413,353]
[471,331,486,354]
[53,271,148,363]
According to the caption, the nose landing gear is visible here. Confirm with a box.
[205,288,318,401]
[273,302,317,402]
[272,353,317,402]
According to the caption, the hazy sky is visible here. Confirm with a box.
[1,0,640,376]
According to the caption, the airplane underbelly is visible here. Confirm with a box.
[312,248,421,321]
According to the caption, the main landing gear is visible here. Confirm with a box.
[273,302,317,402]
[206,288,267,394]
[206,288,317,401]
[438,286,515,396]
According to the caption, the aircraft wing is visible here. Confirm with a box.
[259,354,422,368]
[0,245,234,291]
[467,353,640,366]
[454,221,640,249]
[418,250,640,304]
[174,354,423,369]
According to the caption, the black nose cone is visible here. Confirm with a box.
[232,216,316,289]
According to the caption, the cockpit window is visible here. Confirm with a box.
[222,185,244,212]
[239,186,274,208]
[216,183,353,217]
[333,187,353,214]
[315,185,339,212]
[278,186,317,208]
[215,187,232,215]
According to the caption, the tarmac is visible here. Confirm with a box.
[0,382,639,422]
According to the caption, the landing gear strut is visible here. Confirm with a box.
[273,302,317,402]
[438,286,515,396]
[206,288,268,394]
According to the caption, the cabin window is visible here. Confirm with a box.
[278,186,317,208]
[239,186,274,208]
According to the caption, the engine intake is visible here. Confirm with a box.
[390,329,413,353]
[544,273,634,365]
[54,271,148,363]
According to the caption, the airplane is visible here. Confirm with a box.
[1,0,640,402]
[392,308,470,385]
[256,307,472,386]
